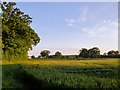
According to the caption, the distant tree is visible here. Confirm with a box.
[107,50,119,57]
[103,53,107,56]
[115,51,119,56]
[79,48,88,58]
[40,50,50,58]
[102,53,107,58]
[31,55,35,59]
[108,50,115,57]
[37,55,41,59]
[55,51,62,57]
[88,47,100,58]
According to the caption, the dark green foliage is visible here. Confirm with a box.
[48,55,78,60]
[40,50,50,58]
[107,50,119,57]
[101,51,120,58]
[79,48,88,58]
[55,51,62,57]
[31,55,35,59]
[79,47,100,59]
[88,47,100,58]
[1,2,40,60]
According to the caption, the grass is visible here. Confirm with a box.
[2,58,120,89]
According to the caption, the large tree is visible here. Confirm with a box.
[2,2,40,60]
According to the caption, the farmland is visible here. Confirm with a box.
[1,2,119,89]
[2,58,119,89]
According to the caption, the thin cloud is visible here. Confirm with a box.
[64,18,76,26]
[65,7,89,26]
[68,23,74,26]
[82,20,118,39]
[78,7,88,23]
[65,19,76,23]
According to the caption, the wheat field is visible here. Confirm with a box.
[2,58,119,89]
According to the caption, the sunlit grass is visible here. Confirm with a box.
[2,58,119,67]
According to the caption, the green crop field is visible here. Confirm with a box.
[2,59,120,89]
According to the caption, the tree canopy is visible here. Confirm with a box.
[40,50,50,58]
[79,47,100,59]
[88,47,100,58]
[2,2,40,60]
[79,48,88,58]
[55,51,62,57]
[107,50,119,57]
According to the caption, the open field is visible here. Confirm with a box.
[2,59,120,89]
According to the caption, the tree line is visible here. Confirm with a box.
[31,47,120,59]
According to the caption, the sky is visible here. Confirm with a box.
[16,2,118,56]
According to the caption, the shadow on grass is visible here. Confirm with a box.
[14,70,69,89]
[2,64,119,89]
[2,64,71,89]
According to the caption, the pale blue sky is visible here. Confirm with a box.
[16,2,118,56]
